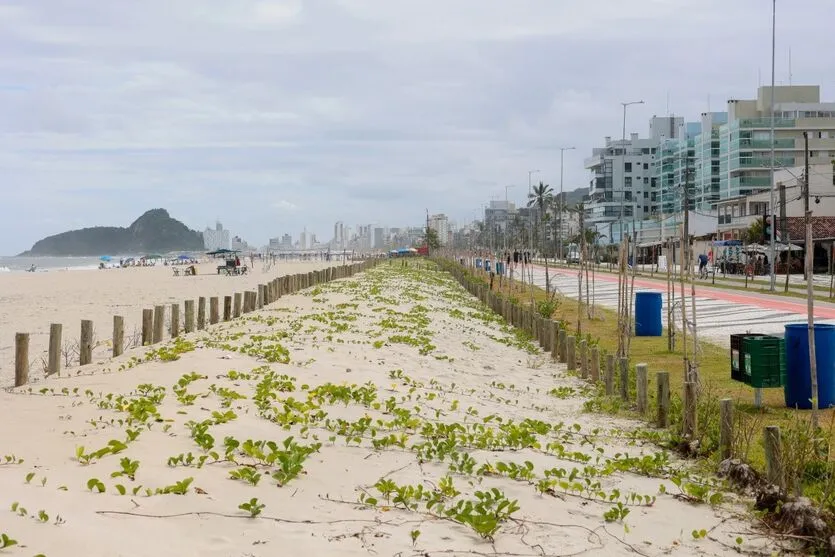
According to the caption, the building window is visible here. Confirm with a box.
[643,163,649,170]
[643,177,649,184]
[625,177,632,187]
[625,162,633,172]
[644,192,649,198]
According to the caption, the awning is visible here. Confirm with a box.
[638,241,663,248]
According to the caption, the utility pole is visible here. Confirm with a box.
[803,131,818,428]
[559,147,576,262]
[768,0,777,291]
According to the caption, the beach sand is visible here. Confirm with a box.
[0,261,333,387]
[0,262,774,556]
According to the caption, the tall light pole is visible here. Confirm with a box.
[559,146,576,261]
[768,0,777,291]
[527,169,540,255]
[504,184,515,252]
[619,100,644,244]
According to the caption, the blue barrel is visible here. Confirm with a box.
[634,291,663,337]
[475,258,482,269]
[784,323,835,409]
[496,261,504,275]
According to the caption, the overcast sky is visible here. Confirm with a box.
[1,0,833,254]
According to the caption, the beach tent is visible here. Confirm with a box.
[206,249,239,257]
[177,254,191,260]
[99,255,112,262]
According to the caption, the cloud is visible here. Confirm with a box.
[0,0,833,253]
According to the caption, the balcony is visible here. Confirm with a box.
[584,155,604,169]
[729,176,771,190]
[731,138,796,150]
[732,118,796,129]
[729,156,795,170]
[718,214,757,231]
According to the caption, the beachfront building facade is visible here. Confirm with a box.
[719,85,835,200]
[584,116,682,244]
[429,214,450,246]
[204,221,231,251]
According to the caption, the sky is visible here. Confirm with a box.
[1,0,833,254]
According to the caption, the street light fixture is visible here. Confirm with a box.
[558,147,576,261]
[619,100,644,245]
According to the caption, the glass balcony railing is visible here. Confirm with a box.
[731,118,796,129]
[729,156,795,170]
[729,176,771,190]
[730,138,796,150]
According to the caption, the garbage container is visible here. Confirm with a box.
[784,323,835,409]
[634,291,662,337]
[742,335,785,388]
[730,333,769,383]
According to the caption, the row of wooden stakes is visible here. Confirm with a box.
[11,261,379,389]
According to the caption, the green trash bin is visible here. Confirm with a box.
[742,336,786,388]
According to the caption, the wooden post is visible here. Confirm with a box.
[142,309,153,345]
[14,333,29,387]
[683,381,697,438]
[152,305,164,344]
[636,363,648,414]
[558,329,567,363]
[233,293,241,317]
[170,304,180,337]
[618,357,629,401]
[184,300,195,333]
[566,336,576,372]
[258,285,265,309]
[48,323,62,375]
[605,354,614,396]
[656,371,670,428]
[197,297,206,330]
[590,345,600,382]
[764,425,784,490]
[579,339,588,379]
[80,319,93,365]
[551,322,559,362]
[223,296,232,321]
[720,398,733,461]
[112,316,124,357]
[209,297,219,324]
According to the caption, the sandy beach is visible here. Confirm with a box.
[0,261,773,556]
[0,261,333,387]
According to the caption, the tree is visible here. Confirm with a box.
[528,181,554,294]
[743,218,764,245]
[423,226,441,251]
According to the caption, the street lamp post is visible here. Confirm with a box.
[619,100,644,245]
[768,0,777,291]
[559,146,576,261]
[504,184,515,253]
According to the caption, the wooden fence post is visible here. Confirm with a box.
[142,309,153,345]
[619,357,629,402]
[15,333,29,387]
[558,329,567,363]
[112,316,124,357]
[234,293,242,318]
[551,323,559,362]
[258,285,265,309]
[48,323,62,376]
[764,425,784,490]
[184,300,195,333]
[153,306,164,344]
[636,363,648,414]
[590,345,600,382]
[656,371,670,428]
[80,319,93,365]
[683,381,697,438]
[170,304,180,337]
[197,297,206,330]
[720,398,733,460]
[209,297,219,324]
[605,354,614,396]
[566,336,576,372]
[223,296,232,321]
[579,340,588,379]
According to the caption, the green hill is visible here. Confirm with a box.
[20,209,204,256]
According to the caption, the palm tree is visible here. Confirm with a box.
[528,181,554,295]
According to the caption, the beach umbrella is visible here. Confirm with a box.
[177,254,191,260]
[100,255,112,262]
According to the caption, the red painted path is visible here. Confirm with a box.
[536,265,835,320]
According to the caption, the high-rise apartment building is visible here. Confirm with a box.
[203,221,231,251]
[429,214,450,246]
[719,85,835,200]
[333,221,345,248]
[694,112,728,210]
[584,116,681,242]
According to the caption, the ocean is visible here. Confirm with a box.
[0,255,154,273]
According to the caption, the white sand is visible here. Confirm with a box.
[0,261,332,387]
[0,262,775,556]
